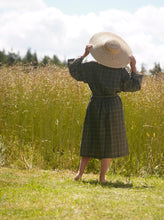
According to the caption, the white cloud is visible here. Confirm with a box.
[0,2,164,71]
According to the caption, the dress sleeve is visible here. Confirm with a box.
[121,68,144,92]
[67,56,91,83]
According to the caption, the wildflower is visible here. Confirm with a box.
[146,132,150,137]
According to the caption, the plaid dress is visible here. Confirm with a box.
[68,57,143,159]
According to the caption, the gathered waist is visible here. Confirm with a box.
[91,93,117,98]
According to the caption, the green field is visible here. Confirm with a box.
[0,168,163,219]
[0,65,163,175]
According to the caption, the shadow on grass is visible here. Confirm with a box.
[81,179,155,189]
[82,179,133,188]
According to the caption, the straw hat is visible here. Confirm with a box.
[89,32,132,68]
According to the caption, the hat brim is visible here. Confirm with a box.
[89,32,132,68]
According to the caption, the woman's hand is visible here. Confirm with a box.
[129,55,137,73]
[130,55,136,67]
[82,44,93,59]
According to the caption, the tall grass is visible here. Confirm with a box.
[0,65,163,176]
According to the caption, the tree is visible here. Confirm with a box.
[23,49,33,64]
[6,52,21,66]
[32,52,38,67]
[52,55,62,66]
[0,50,7,66]
[41,55,52,66]
[23,49,38,66]
[149,63,162,75]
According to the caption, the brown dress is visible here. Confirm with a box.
[68,57,143,159]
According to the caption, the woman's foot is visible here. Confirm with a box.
[100,158,111,183]
[100,179,108,183]
[99,175,109,183]
[74,173,82,181]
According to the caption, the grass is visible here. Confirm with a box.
[0,168,163,220]
[0,65,163,175]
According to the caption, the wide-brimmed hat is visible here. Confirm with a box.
[89,32,132,68]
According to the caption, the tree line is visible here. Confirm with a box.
[0,48,163,75]
[0,49,66,67]
[140,63,163,76]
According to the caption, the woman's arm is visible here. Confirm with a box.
[129,55,137,74]
[67,45,93,82]
[82,44,93,59]
[121,55,144,92]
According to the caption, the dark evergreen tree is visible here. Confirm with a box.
[23,49,33,64]
[32,52,38,67]
[52,55,62,66]
[23,49,38,67]
[41,56,52,66]
[149,63,162,75]
[6,52,21,66]
[0,50,7,66]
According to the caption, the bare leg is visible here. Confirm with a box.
[100,158,111,183]
[74,157,91,180]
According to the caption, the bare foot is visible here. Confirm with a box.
[74,174,82,181]
[99,178,108,183]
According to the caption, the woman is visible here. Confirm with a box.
[68,32,143,183]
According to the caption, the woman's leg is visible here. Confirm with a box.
[74,157,91,180]
[100,158,111,183]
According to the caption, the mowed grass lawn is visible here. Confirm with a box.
[0,168,163,220]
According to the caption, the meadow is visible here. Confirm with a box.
[0,65,163,176]
[0,168,163,219]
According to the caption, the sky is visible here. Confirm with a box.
[0,0,164,71]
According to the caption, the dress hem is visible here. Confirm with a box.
[80,152,129,159]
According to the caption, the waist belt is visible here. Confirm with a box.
[91,94,117,98]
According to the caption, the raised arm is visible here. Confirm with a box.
[129,55,137,74]
[121,55,144,92]
[67,45,93,82]
[82,44,93,59]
